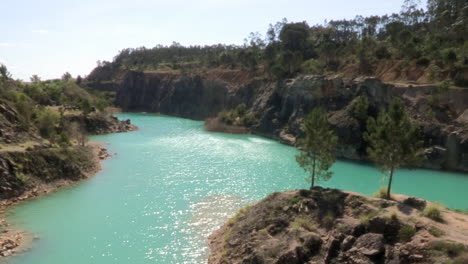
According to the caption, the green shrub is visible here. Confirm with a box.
[35,109,60,140]
[429,240,467,258]
[301,59,325,75]
[227,205,251,226]
[398,225,416,242]
[218,104,258,127]
[360,211,379,226]
[373,187,391,199]
[375,46,392,59]
[423,205,443,222]
[291,215,316,232]
[352,96,369,121]
[415,57,431,67]
[322,211,336,229]
[428,226,445,237]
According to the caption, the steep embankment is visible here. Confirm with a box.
[208,188,468,264]
[0,100,136,257]
[96,70,468,172]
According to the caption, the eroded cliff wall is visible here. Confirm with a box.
[113,71,468,172]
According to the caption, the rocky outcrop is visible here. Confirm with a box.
[208,188,468,264]
[65,113,137,135]
[0,146,97,200]
[0,100,37,144]
[113,70,468,172]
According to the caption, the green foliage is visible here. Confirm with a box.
[373,187,391,199]
[416,57,431,67]
[227,205,252,227]
[364,99,425,199]
[296,108,338,189]
[398,225,416,242]
[0,64,11,79]
[291,216,316,232]
[360,210,379,226]
[36,108,60,140]
[423,205,443,222]
[352,96,369,121]
[80,0,468,87]
[301,59,325,75]
[429,240,468,258]
[218,104,258,127]
[322,211,336,229]
[428,226,445,237]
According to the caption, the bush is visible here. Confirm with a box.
[443,48,457,65]
[375,46,392,59]
[35,109,60,140]
[352,96,369,121]
[415,57,431,67]
[373,187,391,199]
[291,216,316,232]
[218,104,258,127]
[428,226,444,237]
[322,211,336,229]
[398,225,416,242]
[301,59,325,75]
[429,240,467,258]
[423,205,443,222]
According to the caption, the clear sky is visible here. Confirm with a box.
[1,0,406,80]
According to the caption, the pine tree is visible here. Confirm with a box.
[296,108,338,189]
[364,99,425,199]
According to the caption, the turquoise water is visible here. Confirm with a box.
[5,113,468,264]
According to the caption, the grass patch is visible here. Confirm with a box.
[322,211,336,229]
[428,240,468,258]
[398,225,416,242]
[423,205,444,222]
[223,230,232,242]
[373,187,391,199]
[227,205,251,227]
[452,209,468,216]
[360,210,379,226]
[291,215,316,232]
[282,195,304,207]
[428,226,445,237]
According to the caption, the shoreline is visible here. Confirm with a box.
[0,142,111,258]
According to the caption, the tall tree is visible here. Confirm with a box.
[296,108,338,189]
[364,99,425,199]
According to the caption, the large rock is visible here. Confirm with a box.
[352,233,384,256]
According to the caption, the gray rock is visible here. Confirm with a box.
[402,197,427,210]
[352,233,384,256]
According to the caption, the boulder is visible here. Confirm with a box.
[402,197,427,210]
[352,233,384,256]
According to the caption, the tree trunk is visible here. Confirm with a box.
[310,158,316,190]
[387,167,394,199]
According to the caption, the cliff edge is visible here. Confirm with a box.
[208,188,468,264]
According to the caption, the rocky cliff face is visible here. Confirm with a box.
[113,70,468,172]
[0,146,97,199]
[208,188,468,264]
[208,187,468,264]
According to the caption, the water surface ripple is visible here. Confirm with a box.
[6,113,468,264]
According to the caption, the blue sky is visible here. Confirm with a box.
[1,0,406,80]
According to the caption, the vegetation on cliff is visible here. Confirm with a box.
[364,99,425,199]
[88,0,467,87]
[0,64,135,200]
[296,108,338,189]
[209,188,468,264]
